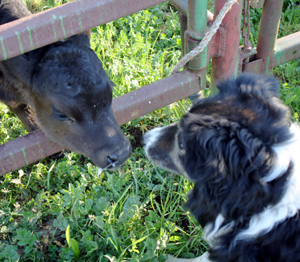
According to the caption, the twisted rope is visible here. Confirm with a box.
[171,0,238,74]
[250,0,264,8]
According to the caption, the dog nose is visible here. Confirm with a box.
[141,129,154,148]
[140,136,145,147]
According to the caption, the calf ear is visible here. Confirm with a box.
[66,33,90,48]
[3,54,35,88]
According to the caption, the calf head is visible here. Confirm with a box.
[8,34,131,170]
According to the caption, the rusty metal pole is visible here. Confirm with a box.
[179,13,188,58]
[177,2,214,60]
[256,0,284,74]
[171,0,214,21]
[210,0,243,95]
[244,31,300,73]
[171,0,188,15]
[0,0,167,62]
[271,32,300,68]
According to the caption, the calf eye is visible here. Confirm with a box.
[52,106,74,123]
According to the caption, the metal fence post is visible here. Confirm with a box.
[185,0,209,90]
[179,13,188,58]
[256,0,284,74]
[210,0,243,95]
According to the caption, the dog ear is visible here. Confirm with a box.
[217,73,280,101]
[183,115,289,224]
[214,73,291,145]
[182,115,259,182]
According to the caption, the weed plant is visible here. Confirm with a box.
[0,0,299,261]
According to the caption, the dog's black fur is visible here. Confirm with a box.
[0,0,131,170]
[143,73,300,262]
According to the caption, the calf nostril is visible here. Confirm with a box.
[107,154,118,166]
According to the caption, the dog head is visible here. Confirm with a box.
[143,73,292,224]
[9,34,131,170]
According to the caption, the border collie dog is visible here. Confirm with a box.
[142,74,300,262]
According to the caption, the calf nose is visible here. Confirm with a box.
[106,142,132,169]
[106,154,119,168]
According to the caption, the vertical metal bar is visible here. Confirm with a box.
[210,0,243,95]
[171,0,214,22]
[183,0,209,92]
[179,13,188,58]
[171,0,188,16]
[188,0,207,33]
[256,0,284,74]
[186,0,208,71]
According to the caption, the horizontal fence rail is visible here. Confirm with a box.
[171,0,188,15]
[272,32,300,68]
[0,70,200,175]
[243,32,300,73]
[0,0,167,62]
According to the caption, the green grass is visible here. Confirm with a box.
[0,0,300,261]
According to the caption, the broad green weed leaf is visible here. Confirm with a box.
[140,238,157,261]
[53,214,68,231]
[94,216,105,230]
[16,229,36,246]
[82,230,98,255]
[79,198,93,215]
[70,238,80,259]
[118,196,141,223]
[1,245,20,261]
[24,245,34,254]
[93,197,110,215]
[21,211,41,226]
[62,193,73,207]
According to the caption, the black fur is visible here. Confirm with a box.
[183,74,298,261]
[0,0,131,169]
[209,213,300,262]
[183,74,291,224]
[143,73,300,261]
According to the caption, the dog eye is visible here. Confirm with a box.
[179,141,184,149]
[52,106,74,123]
[178,133,184,150]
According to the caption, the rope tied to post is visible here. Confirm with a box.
[250,0,264,8]
[171,0,238,74]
